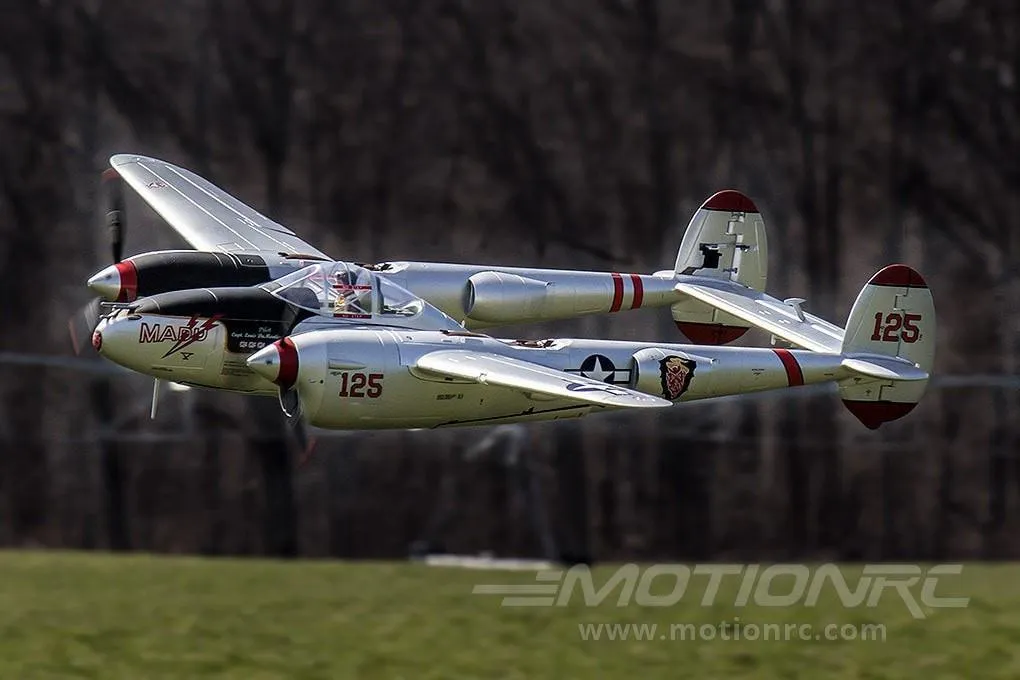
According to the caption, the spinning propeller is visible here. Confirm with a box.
[105,167,126,265]
[69,168,130,355]
[247,338,316,458]
[281,383,314,460]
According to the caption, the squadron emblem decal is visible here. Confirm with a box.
[660,355,696,400]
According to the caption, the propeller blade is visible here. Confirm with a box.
[279,385,302,419]
[293,419,317,465]
[102,168,126,264]
[67,297,104,355]
[278,385,316,462]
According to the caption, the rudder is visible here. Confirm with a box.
[670,190,768,344]
[839,264,935,428]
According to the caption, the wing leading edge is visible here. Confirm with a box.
[109,154,330,259]
[414,350,671,409]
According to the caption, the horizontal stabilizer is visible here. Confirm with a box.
[674,280,844,353]
[841,356,929,382]
[415,350,671,409]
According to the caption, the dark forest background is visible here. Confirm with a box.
[0,0,1017,562]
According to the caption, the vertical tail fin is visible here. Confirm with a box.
[670,190,768,344]
[839,264,935,428]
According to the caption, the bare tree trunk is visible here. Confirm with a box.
[555,425,590,564]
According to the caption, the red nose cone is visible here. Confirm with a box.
[245,338,299,388]
[114,261,139,301]
[276,338,299,389]
[87,260,139,302]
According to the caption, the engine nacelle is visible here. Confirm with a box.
[629,347,702,402]
[87,250,318,302]
[462,271,549,323]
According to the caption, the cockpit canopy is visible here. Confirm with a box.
[260,262,461,331]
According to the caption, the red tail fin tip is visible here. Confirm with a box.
[700,190,759,213]
[842,400,917,429]
[868,264,928,289]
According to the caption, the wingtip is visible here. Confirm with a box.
[109,153,156,167]
[610,396,673,409]
[616,393,673,409]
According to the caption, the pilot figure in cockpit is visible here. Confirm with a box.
[330,268,374,316]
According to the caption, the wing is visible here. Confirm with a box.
[675,278,844,353]
[415,350,671,409]
[110,154,330,259]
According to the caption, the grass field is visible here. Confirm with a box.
[0,551,1015,679]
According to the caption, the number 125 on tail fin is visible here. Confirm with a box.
[871,312,922,343]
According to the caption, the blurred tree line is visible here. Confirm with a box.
[0,0,1017,560]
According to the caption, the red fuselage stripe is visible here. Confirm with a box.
[610,273,624,312]
[629,274,644,309]
[772,348,804,387]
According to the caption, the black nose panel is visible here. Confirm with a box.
[127,251,271,297]
[133,287,312,353]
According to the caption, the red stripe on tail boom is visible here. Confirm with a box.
[772,348,804,387]
[610,273,624,312]
[629,274,644,309]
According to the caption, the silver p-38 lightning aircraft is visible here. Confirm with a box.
[85,155,935,431]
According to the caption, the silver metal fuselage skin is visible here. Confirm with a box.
[377,261,682,328]
[94,312,850,430]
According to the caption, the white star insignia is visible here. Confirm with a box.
[582,356,614,383]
